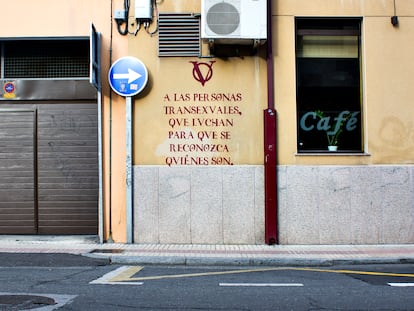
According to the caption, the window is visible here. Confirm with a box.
[1,39,89,79]
[296,18,363,153]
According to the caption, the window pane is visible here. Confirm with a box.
[297,35,359,58]
[296,19,362,153]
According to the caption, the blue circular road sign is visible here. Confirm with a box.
[108,56,148,97]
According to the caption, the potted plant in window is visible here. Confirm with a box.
[315,110,348,151]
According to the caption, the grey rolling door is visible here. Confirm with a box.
[0,110,36,234]
[37,103,98,234]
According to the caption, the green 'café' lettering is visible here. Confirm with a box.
[300,111,360,134]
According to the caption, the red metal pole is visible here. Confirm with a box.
[264,109,277,244]
[264,0,278,244]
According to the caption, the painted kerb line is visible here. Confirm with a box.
[388,283,414,287]
[90,266,414,285]
[219,283,304,287]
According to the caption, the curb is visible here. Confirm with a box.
[84,253,414,266]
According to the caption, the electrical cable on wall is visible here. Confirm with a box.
[114,0,159,36]
[144,0,159,36]
[133,22,142,36]
[391,0,399,26]
[116,0,130,35]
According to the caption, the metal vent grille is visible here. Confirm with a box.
[158,13,201,57]
[3,40,89,79]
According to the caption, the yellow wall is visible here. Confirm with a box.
[129,1,268,166]
[0,0,129,242]
[364,16,414,163]
[104,1,129,243]
[274,0,414,165]
[0,0,109,37]
[3,0,414,243]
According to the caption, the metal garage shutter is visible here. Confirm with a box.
[0,109,36,234]
[37,103,98,234]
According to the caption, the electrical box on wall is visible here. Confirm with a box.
[135,0,152,20]
[201,0,267,42]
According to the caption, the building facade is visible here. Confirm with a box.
[0,0,413,245]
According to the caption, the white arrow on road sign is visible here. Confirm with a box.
[113,68,142,84]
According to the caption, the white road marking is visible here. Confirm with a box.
[219,283,304,287]
[388,283,414,287]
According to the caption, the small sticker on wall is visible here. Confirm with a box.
[3,82,16,98]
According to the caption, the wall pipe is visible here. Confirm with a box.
[264,0,278,244]
[107,0,114,243]
[266,0,275,111]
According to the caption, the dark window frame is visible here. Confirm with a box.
[295,18,363,153]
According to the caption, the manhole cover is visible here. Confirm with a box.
[0,294,55,310]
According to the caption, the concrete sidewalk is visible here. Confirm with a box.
[1,236,414,266]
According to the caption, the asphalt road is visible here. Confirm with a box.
[0,253,413,310]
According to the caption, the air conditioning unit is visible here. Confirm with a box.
[201,0,267,43]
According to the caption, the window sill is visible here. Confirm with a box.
[295,152,371,156]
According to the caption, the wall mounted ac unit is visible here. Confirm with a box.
[201,0,267,42]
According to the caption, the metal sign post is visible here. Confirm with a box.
[125,96,133,243]
[108,57,148,243]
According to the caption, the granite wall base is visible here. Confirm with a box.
[278,165,414,244]
[133,165,414,244]
[133,165,264,244]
